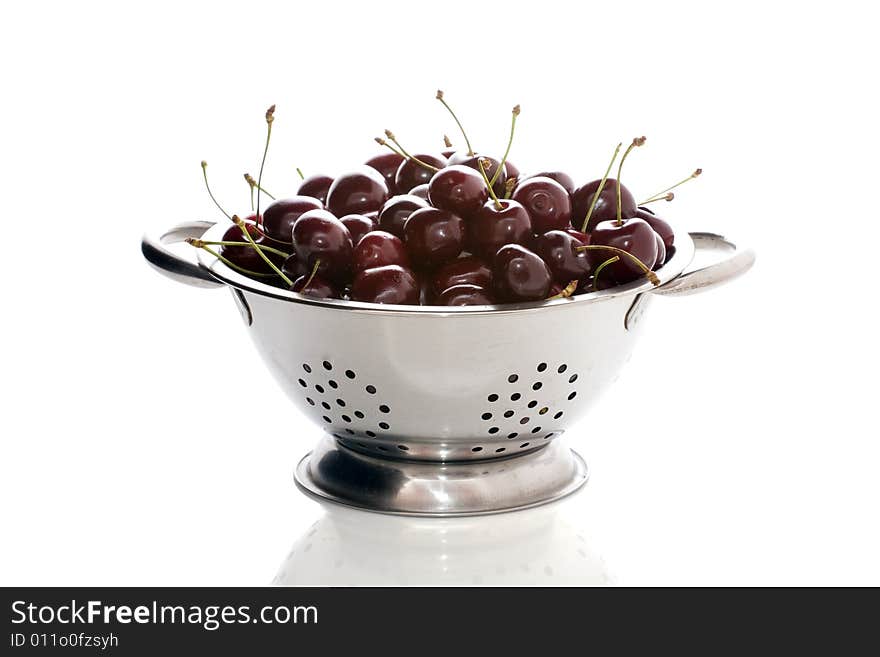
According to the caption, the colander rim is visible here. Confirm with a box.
[195,223,695,315]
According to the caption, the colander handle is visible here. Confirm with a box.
[141,221,224,289]
[652,232,755,297]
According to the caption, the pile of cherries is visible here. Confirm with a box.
[194,98,697,306]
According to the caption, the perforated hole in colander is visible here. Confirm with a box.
[473,362,580,448]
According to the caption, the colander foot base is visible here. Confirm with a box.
[294,434,588,517]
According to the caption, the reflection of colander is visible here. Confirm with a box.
[142,221,754,515]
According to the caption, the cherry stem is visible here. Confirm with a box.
[503,177,518,199]
[190,239,290,259]
[233,214,292,286]
[581,143,621,232]
[576,245,660,286]
[489,105,520,188]
[436,90,474,156]
[374,136,405,159]
[478,158,503,210]
[617,136,646,225]
[443,134,453,148]
[185,240,275,278]
[245,173,255,211]
[302,258,321,289]
[201,161,232,220]
[547,279,579,300]
[639,193,675,205]
[638,169,702,205]
[255,104,275,222]
[383,130,440,172]
[296,167,305,181]
[592,256,620,291]
[244,173,275,202]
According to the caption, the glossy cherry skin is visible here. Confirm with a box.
[577,273,615,294]
[493,244,553,302]
[290,273,338,299]
[653,231,667,268]
[408,184,430,200]
[403,207,466,269]
[353,230,410,274]
[394,154,447,193]
[430,256,493,298]
[504,160,521,180]
[340,214,376,246]
[428,165,489,218]
[533,230,591,284]
[468,199,532,260]
[635,207,675,249]
[325,168,389,218]
[447,151,507,197]
[260,196,324,243]
[529,171,575,195]
[291,209,354,283]
[564,227,591,245]
[364,152,405,195]
[587,218,659,283]
[377,194,429,238]
[512,176,572,234]
[351,265,420,305]
[296,174,334,205]
[437,284,496,306]
[570,178,637,233]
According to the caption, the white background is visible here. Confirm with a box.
[1,0,878,585]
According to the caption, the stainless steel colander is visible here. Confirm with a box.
[142,221,754,515]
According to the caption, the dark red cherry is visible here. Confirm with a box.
[340,214,376,246]
[409,184,430,200]
[296,174,334,205]
[430,256,493,297]
[394,154,448,193]
[377,194,429,238]
[291,209,354,283]
[493,244,552,302]
[260,196,323,244]
[281,254,308,281]
[653,232,666,268]
[635,207,675,249]
[427,165,489,218]
[220,222,284,274]
[353,230,410,273]
[447,152,507,197]
[570,178,637,233]
[221,220,258,245]
[364,152,405,196]
[533,230,591,284]
[468,199,532,260]
[504,160,521,180]
[351,265,420,305]
[564,227,591,245]
[529,171,575,195]
[325,168,389,218]
[437,284,496,306]
[512,176,572,234]
[588,218,659,283]
[577,273,615,294]
[291,273,338,299]
[441,148,457,159]
[403,207,466,269]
